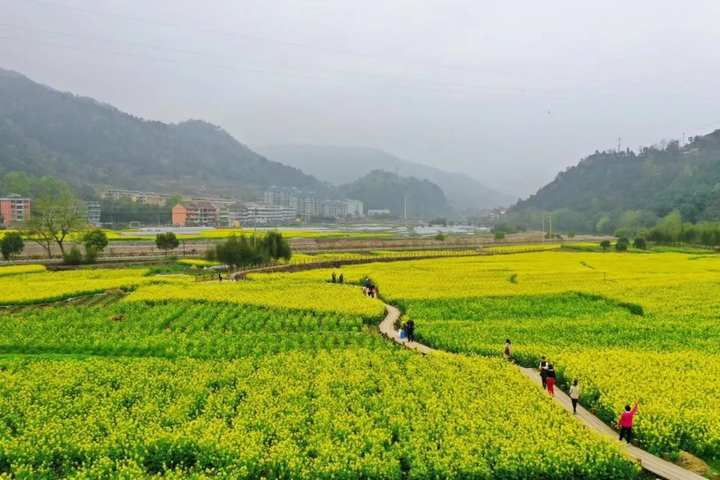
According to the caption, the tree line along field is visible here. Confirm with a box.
[0,261,637,479]
[285,252,720,465]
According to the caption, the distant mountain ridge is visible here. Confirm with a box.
[257,144,513,211]
[0,68,323,196]
[341,170,450,219]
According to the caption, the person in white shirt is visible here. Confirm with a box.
[569,379,581,414]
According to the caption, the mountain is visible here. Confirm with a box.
[257,144,513,211]
[0,68,323,196]
[341,170,450,219]
[510,130,720,232]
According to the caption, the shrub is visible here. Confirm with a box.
[494,231,506,241]
[63,246,84,265]
[600,240,611,251]
[84,246,99,264]
[156,233,180,255]
[633,238,647,250]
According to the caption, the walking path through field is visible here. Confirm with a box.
[378,304,706,480]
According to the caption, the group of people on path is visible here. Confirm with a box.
[330,272,344,284]
[399,319,415,342]
[505,341,639,443]
[361,277,379,298]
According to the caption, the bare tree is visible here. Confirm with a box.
[25,192,87,258]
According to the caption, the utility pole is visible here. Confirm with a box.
[548,214,552,238]
[617,137,622,152]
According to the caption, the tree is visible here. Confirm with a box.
[494,231,506,241]
[25,191,87,258]
[213,233,293,269]
[155,232,179,256]
[648,210,684,243]
[83,229,108,253]
[600,240,611,251]
[615,237,629,252]
[1,232,24,260]
[633,237,647,250]
[260,231,292,261]
[83,229,109,263]
[214,235,264,269]
[595,216,612,234]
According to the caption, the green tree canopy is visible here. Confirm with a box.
[1,232,24,260]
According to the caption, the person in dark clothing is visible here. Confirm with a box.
[539,357,549,389]
[503,339,513,361]
[331,272,337,283]
[338,273,344,284]
[405,320,415,342]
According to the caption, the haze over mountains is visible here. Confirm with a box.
[259,145,514,211]
[0,68,323,197]
[0,67,509,217]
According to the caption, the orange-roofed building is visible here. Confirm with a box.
[0,195,31,227]
[172,201,219,227]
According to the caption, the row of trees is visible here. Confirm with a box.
[208,232,291,268]
[645,210,720,246]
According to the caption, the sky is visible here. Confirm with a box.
[2,0,720,197]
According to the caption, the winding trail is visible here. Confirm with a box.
[378,304,706,480]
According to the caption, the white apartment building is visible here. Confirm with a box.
[237,202,296,226]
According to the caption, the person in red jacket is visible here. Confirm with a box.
[618,402,639,443]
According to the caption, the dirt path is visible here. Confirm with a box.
[378,303,706,480]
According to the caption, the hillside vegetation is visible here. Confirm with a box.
[510,130,720,233]
[0,68,322,195]
[341,169,450,218]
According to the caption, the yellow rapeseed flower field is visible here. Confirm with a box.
[0,263,46,276]
[276,251,720,459]
[0,268,189,305]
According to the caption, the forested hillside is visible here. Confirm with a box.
[341,170,449,218]
[0,68,322,195]
[509,130,720,233]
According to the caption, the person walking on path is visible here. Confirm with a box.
[569,380,581,414]
[405,319,415,342]
[618,402,639,443]
[503,339,513,361]
[539,357,549,389]
[546,363,557,396]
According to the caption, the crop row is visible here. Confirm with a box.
[0,301,385,359]
[0,268,190,306]
[0,351,636,479]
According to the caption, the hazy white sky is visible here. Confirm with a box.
[2,0,720,196]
